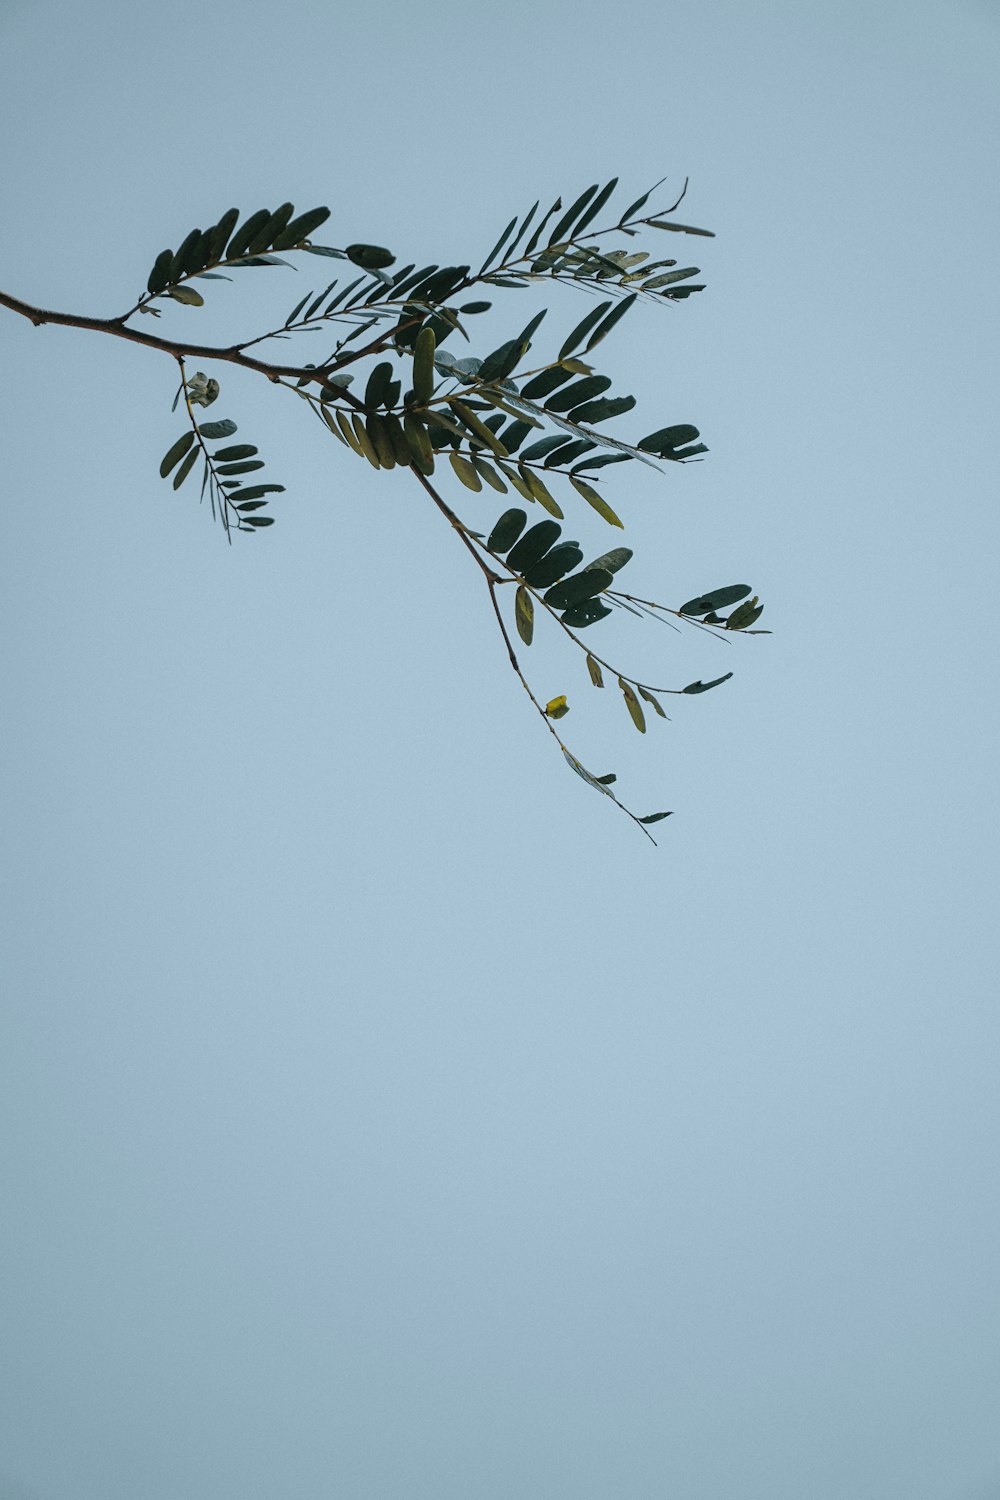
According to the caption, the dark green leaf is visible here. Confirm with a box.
[522,542,583,589]
[506,519,562,575]
[248,202,294,255]
[480,215,519,274]
[346,243,395,270]
[412,327,436,404]
[231,484,285,501]
[487,508,527,554]
[568,394,636,425]
[679,584,752,616]
[168,227,203,283]
[542,439,597,468]
[217,459,264,475]
[520,435,574,463]
[570,177,618,239]
[172,446,199,490]
[270,205,331,250]
[587,547,632,575]
[213,444,257,461]
[558,299,612,361]
[198,419,237,439]
[617,180,660,223]
[497,419,533,453]
[544,375,612,413]
[561,598,612,629]
[682,672,733,694]
[596,772,617,785]
[206,208,240,264]
[235,500,269,511]
[505,200,540,260]
[147,249,174,296]
[638,423,701,454]
[648,220,715,236]
[520,366,575,401]
[547,183,599,247]
[473,457,507,493]
[364,360,395,409]
[639,812,673,824]
[523,196,563,257]
[226,209,271,260]
[514,585,534,646]
[460,300,491,314]
[585,293,638,352]
[544,566,614,610]
[159,431,195,478]
[403,414,434,474]
[570,453,633,473]
[244,516,275,527]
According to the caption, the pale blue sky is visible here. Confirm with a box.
[2,2,999,1498]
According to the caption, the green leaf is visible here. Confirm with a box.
[346,243,395,270]
[586,654,604,688]
[236,500,269,511]
[585,293,637,352]
[547,183,599,246]
[212,444,257,461]
[543,567,614,611]
[365,360,396,409]
[514,585,534,646]
[570,177,618,239]
[561,598,612,629]
[619,678,646,733]
[231,484,285,501]
[568,476,623,527]
[244,516,275,527]
[545,695,570,720]
[558,299,612,362]
[403,414,434,474]
[725,597,764,631]
[544,375,612,413]
[494,461,534,501]
[639,812,673,824]
[366,414,397,468]
[449,452,482,491]
[172,446,199,490]
[520,435,574,463]
[412,326,436,404]
[217,460,264,475]
[542,439,597,468]
[167,227,203,283]
[159,431,195,478]
[336,410,364,454]
[595,773,617,785]
[520,366,575,401]
[679,584,752,616]
[682,672,734,694]
[587,547,633,575]
[480,214,519,274]
[648,219,715,237]
[270,205,331,250]
[166,285,204,306]
[568,395,635,425]
[477,309,547,385]
[570,453,633,473]
[496,419,533,454]
[206,208,240,264]
[519,465,564,518]
[198,419,237,439]
[472,457,507,493]
[506,519,562,575]
[147,249,174,296]
[448,400,510,458]
[248,202,294,255]
[487,508,527,554]
[638,686,667,719]
[617,181,660,223]
[226,209,271,260]
[522,542,583,589]
[352,414,382,468]
[638,423,700,455]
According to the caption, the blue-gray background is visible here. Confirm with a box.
[2,2,998,1497]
